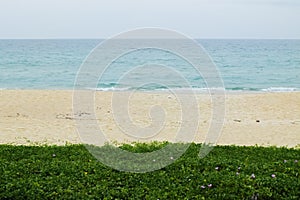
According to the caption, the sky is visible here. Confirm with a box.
[0,0,299,39]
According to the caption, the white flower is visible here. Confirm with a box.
[271,174,276,178]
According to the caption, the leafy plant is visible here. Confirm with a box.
[0,143,299,199]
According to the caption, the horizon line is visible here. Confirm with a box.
[0,37,300,40]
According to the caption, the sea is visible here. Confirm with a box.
[0,39,299,92]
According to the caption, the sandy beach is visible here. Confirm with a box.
[0,90,299,147]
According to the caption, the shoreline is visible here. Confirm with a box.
[1,90,299,147]
[1,88,300,94]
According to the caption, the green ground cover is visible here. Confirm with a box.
[0,143,299,199]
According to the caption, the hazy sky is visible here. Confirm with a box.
[0,0,299,39]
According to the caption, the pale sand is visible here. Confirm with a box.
[0,90,299,147]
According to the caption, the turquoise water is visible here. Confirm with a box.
[0,39,299,92]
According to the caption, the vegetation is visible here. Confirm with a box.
[0,143,299,199]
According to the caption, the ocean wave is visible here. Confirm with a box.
[86,86,300,93]
[229,87,259,91]
[86,87,224,93]
[261,87,299,92]
[1,86,298,93]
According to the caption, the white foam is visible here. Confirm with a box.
[261,87,298,92]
